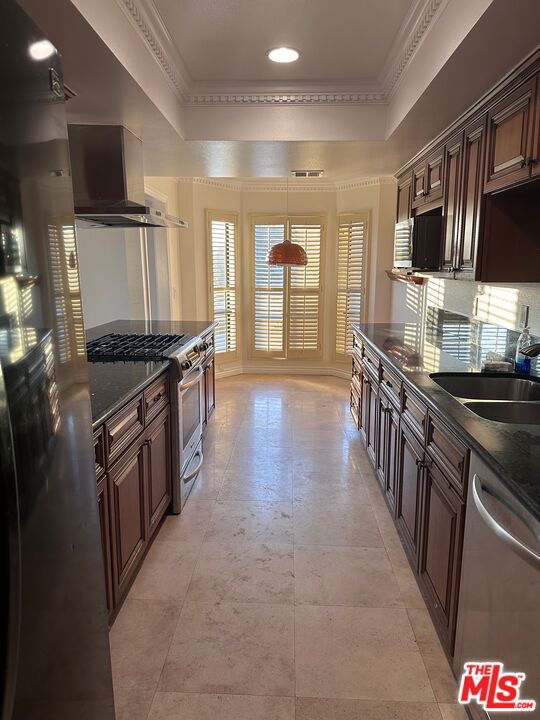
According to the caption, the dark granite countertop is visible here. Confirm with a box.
[87,319,217,429]
[352,313,540,522]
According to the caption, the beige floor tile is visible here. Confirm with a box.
[438,704,468,720]
[294,545,402,607]
[392,564,427,609]
[296,697,443,719]
[219,463,293,502]
[295,605,434,701]
[159,602,295,696]
[188,466,226,501]
[407,608,440,644]
[294,503,383,547]
[419,642,458,702]
[128,541,200,603]
[187,541,294,604]
[110,598,178,691]
[205,501,294,544]
[293,474,370,505]
[158,501,215,544]
[148,692,295,719]
[114,687,155,720]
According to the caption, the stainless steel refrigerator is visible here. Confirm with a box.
[0,2,115,718]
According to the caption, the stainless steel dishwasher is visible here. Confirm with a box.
[454,453,540,719]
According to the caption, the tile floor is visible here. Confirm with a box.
[110,375,465,720]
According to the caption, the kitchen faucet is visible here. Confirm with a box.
[520,343,540,357]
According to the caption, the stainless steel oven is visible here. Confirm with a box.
[177,362,204,502]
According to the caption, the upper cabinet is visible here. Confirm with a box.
[411,147,444,210]
[395,49,540,283]
[484,77,538,192]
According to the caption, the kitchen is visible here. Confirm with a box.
[1,1,540,719]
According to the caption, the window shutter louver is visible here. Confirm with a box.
[336,214,368,357]
[208,213,238,356]
[252,216,324,358]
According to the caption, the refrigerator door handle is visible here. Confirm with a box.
[472,474,540,570]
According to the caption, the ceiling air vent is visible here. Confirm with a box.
[291,170,324,178]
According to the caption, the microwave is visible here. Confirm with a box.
[393,214,442,270]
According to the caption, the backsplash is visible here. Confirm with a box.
[390,278,540,373]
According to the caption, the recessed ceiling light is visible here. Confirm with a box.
[267,47,299,64]
[29,39,56,61]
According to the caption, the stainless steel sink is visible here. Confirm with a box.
[430,373,540,401]
[464,401,540,425]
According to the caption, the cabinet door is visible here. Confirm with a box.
[532,75,540,178]
[419,462,465,653]
[97,475,113,614]
[396,422,424,567]
[384,405,399,517]
[374,392,387,490]
[442,132,463,272]
[146,408,172,538]
[359,370,370,446]
[109,437,147,603]
[366,375,379,467]
[411,160,427,208]
[456,115,486,274]
[425,147,444,202]
[485,77,537,192]
[396,172,412,223]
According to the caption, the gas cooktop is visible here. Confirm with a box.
[86,333,187,361]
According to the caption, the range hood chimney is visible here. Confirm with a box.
[68,125,187,229]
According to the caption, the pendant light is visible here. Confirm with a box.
[267,175,307,266]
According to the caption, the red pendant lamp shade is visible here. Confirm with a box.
[267,175,308,266]
[267,239,307,266]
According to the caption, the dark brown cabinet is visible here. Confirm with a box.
[396,422,424,567]
[361,370,378,466]
[146,407,172,538]
[109,435,147,603]
[412,161,427,209]
[396,172,412,223]
[442,132,463,272]
[412,147,444,209]
[485,77,537,192]
[419,462,465,652]
[384,403,399,516]
[456,116,486,274]
[97,475,113,613]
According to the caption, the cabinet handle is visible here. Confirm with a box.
[525,156,537,167]
[145,438,153,448]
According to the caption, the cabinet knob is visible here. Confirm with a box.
[525,156,537,167]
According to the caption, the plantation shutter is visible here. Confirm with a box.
[336,213,368,357]
[288,220,322,356]
[253,220,285,355]
[252,215,324,358]
[207,212,238,356]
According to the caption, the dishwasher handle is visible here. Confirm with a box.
[472,474,540,571]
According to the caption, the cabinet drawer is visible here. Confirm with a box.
[401,383,427,441]
[426,412,469,495]
[94,426,105,479]
[362,344,381,381]
[144,373,169,424]
[105,394,144,464]
[380,363,401,408]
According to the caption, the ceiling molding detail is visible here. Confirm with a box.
[379,0,449,97]
[174,177,396,192]
[119,0,447,106]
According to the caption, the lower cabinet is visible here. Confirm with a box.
[96,474,113,613]
[146,407,172,538]
[396,422,424,568]
[351,332,469,657]
[419,462,465,651]
[109,435,147,604]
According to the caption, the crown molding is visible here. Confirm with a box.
[119,0,446,106]
[379,0,449,97]
[174,176,396,193]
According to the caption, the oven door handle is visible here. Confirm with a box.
[179,366,203,392]
[183,448,204,483]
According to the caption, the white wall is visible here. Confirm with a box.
[77,227,145,329]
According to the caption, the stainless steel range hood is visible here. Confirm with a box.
[68,124,188,229]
